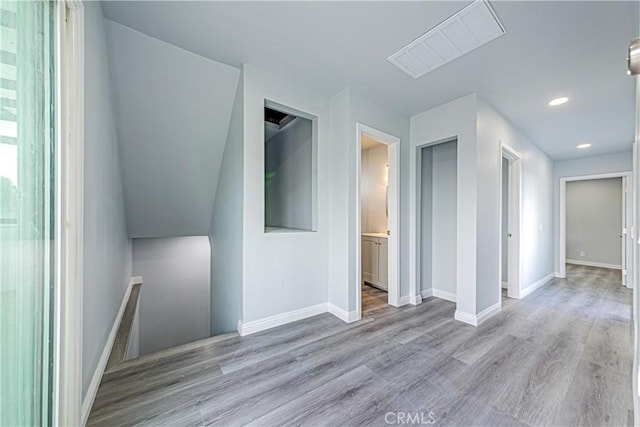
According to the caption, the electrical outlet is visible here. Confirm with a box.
[580,250,586,257]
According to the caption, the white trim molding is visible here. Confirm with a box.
[454,301,501,327]
[554,272,565,279]
[55,2,84,426]
[81,276,142,425]
[520,272,554,299]
[566,259,623,270]
[558,171,632,284]
[432,289,457,302]
[409,293,423,305]
[327,303,359,323]
[238,303,327,336]
[500,141,523,301]
[398,295,411,306]
[420,289,434,300]
[355,123,402,318]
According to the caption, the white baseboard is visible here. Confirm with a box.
[554,272,565,279]
[238,303,327,336]
[432,289,457,303]
[82,276,143,425]
[520,272,554,299]
[566,259,622,270]
[327,303,359,323]
[409,294,423,305]
[454,310,477,326]
[454,301,501,327]
[398,295,411,306]
[420,289,433,299]
[477,301,501,324]
[501,281,508,289]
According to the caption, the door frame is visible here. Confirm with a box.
[54,1,85,425]
[356,123,400,318]
[410,136,458,306]
[499,142,522,301]
[559,172,633,287]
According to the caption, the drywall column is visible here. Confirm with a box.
[210,77,244,335]
[475,98,553,311]
[241,65,329,325]
[328,87,410,316]
[410,93,478,318]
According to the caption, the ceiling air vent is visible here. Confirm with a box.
[388,0,505,79]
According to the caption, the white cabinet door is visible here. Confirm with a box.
[378,238,388,290]
[361,236,378,284]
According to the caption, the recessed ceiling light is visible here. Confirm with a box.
[548,97,569,106]
[576,143,591,149]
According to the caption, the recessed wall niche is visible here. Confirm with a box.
[264,101,317,232]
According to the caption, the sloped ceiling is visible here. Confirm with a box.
[106,20,240,238]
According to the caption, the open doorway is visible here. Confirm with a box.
[499,142,522,301]
[356,124,400,318]
[560,174,632,287]
[419,139,458,304]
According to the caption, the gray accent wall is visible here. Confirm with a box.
[210,78,244,335]
[133,237,211,355]
[82,2,132,398]
[431,141,457,295]
[420,146,433,291]
[420,141,457,295]
[566,178,622,266]
[105,20,240,238]
[264,117,313,231]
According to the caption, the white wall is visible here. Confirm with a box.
[242,65,329,323]
[410,94,478,315]
[329,88,410,313]
[553,151,632,272]
[265,117,313,231]
[106,20,240,238]
[431,141,458,296]
[327,89,350,311]
[82,2,132,398]
[476,98,554,312]
[210,75,244,335]
[133,237,211,355]
[361,144,388,234]
[566,178,623,266]
[411,94,554,318]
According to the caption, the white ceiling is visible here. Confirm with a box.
[102,1,638,160]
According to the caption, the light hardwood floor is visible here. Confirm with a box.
[88,265,633,426]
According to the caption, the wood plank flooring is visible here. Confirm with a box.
[88,265,633,426]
